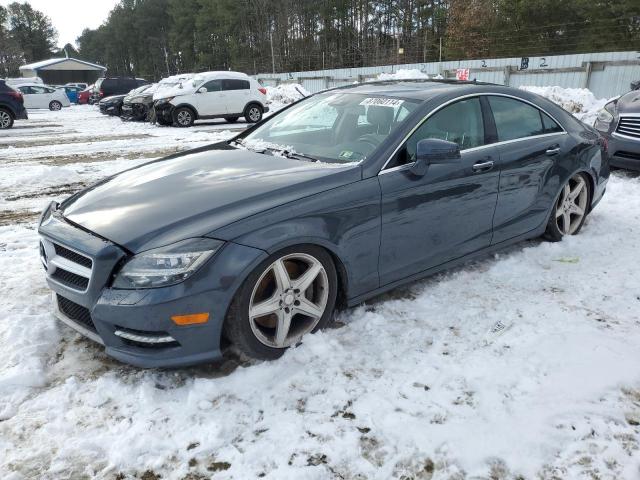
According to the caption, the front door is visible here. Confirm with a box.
[18,85,49,109]
[378,97,500,285]
[193,79,228,117]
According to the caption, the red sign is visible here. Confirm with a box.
[456,68,470,81]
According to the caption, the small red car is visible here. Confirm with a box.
[77,87,93,105]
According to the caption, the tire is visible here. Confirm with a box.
[224,245,338,360]
[172,106,195,127]
[49,101,62,111]
[544,172,591,242]
[225,117,239,123]
[0,108,14,129]
[244,104,263,123]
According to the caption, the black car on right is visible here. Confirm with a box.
[594,83,640,171]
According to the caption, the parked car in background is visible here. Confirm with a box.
[95,77,148,100]
[98,94,127,116]
[153,71,268,127]
[59,85,83,104]
[594,83,640,171]
[38,80,608,366]
[121,84,157,121]
[121,74,196,122]
[65,82,88,90]
[5,77,42,87]
[0,80,28,129]
[77,85,94,105]
[15,83,70,110]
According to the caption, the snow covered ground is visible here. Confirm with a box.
[1,94,640,480]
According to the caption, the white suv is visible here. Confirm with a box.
[153,71,268,127]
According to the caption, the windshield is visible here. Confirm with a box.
[241,92,420,163]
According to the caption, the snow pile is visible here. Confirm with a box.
[520,85,610,124]
[266,83,309,109]
[376,68,431,81]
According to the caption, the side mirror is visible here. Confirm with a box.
[410,138,461,176]
[197,87,207,94]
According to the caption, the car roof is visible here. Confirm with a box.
[329,79,510,101]
[193,71,250,80]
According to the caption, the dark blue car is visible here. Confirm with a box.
[0,80,28,129]
[38,80,609,367]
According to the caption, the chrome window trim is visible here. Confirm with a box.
[378,92,568,175]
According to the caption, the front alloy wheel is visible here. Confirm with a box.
[545,173,590,241]
[173,107,195,127]
[225,245,338,359]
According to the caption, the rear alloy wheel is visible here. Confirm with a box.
[244,104,263,123]
[545,173,590,241]
[173,107,195,127]
[224,246,337,360]
[0,109,13,129]
[49,101,62,111]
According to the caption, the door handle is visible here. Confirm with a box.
[472,159,494,172]
[546,145,561,156]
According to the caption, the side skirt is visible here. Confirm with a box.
[346,224,546,308]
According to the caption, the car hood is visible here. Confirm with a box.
[60,146,361,252]
[100,94,126,104]
[153,83,196,101]
[616,90,640,114]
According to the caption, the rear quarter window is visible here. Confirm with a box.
[222,79,250,90]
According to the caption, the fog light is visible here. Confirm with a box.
[171,313,210,325]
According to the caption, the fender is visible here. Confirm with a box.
[172,103,200,119]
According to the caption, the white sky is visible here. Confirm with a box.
[0,0,119,48]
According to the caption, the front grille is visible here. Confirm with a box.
[57,295,96,332]
[52,268,89,289]
[41,237,93,292]
[616,116,640,139]
[54,244,92,269]
[614,150,640,161]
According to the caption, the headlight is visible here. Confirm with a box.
[596,108,613,124]
[155,97,174,105]
[112,238,224,289]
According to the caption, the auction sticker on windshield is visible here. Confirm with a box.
[360,97,404,107]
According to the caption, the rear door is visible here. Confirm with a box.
[222,79,250,115]
[378,97,501,285]
[486,95,568,244]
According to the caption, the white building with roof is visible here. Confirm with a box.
[19,58,107,85]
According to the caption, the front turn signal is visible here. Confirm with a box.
[171,313,210,325]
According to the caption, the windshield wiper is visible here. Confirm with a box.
[267,147,319,162]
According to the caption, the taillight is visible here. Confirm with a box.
[9,91,23,102]
[258,87,267,95]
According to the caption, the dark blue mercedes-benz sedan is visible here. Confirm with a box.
[38,80,609,367]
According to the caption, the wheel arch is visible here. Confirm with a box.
[0,105,15,118]
[260,239,350,309]
[172,103,199,119]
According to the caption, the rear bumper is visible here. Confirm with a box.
[38,207,268,368]
[605,132,640,171]
[15,107,28,120]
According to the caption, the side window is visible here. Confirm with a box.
[18,86,31,94]
[202,80,222,92]
[30,86,48,94]
[222,79,250,90]
[403,97,485,163]
[541,111,563,133]
[489,97,546,141]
